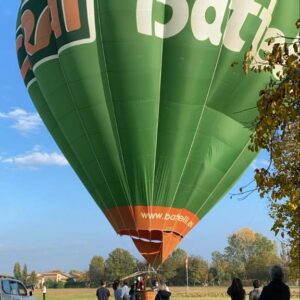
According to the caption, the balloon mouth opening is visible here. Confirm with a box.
[119,229,182,240]
[119,229,182,267]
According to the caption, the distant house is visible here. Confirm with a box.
[37,270,72,287]
[69,271,83,282]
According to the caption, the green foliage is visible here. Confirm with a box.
[158,248,187,285]
[13,262,22,281]
[56,281,66,289]
[157,256,177,283]
[211,252,231,284]
[224,228,278,279]
[188,256,208,286]
[27,271,38,286]
[136,260,148,271]
[105,248,137,281]
[44,280,66,289]
[211,228,282,281]
[88,256,105,288]
[245,252,281,280]
[44,280,65,289]
[10,235,294,290]
[243,19,300,279]
[65,271,90,288]
[22,264,28,285]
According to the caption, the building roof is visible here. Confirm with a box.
[37,271,71,278]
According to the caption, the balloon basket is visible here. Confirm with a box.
[137,290,156,300]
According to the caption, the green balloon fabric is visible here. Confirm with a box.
[16,0,298,266]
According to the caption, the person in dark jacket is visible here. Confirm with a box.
[155,284,171,300]
[129,284,136,300]
[227,278,246,300]
[96,281,110,300]
[259,265,290,300]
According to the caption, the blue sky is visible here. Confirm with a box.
[0,2,280,275]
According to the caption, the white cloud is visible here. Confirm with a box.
[32,144,42,152]
[251,158,270,170]
[0,108,42,134]
[0,149,69,169]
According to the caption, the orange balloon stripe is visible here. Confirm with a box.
[105,205,199,237]
[105,206,199,266]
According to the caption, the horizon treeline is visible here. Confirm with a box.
[11,227,294,288]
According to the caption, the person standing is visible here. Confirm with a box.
[259,265,290,300]
[96,281,111,300]
[139,277,145,291]
[249,280,261,300]
[113,280,122,300]
[129,283,137,300]
[121,281,129,300]
[155,284,171,300]
[227,278,246,300]
[42,284,47,300]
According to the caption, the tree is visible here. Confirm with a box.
[56,281,66,288]
[27,271,38,287]
[22,264,28,285]
[89,256,105,287]
[44,280,56,288]
[158,248,187,285]
[66,271,90,288]
[280,242,289,267]
[13,262,22,280]
[245,252,281,281]
[217,228,281,280]
[223,228,258,278]
[211,251,231,284]
[44,280,65,289]
[105,248,137,281]
[157,256,177,283]
[243,19,300,278]
[136,259,148,271]
[170,249,189,285]
[188,256,208,286]
[208,267,220,286]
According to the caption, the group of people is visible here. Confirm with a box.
[227,265,291,300]
[97,265,291,300]
[96,278,171,300]
[96,280,131,300]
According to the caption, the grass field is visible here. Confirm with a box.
[33,286,300,300]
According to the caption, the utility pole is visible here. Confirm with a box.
[185,256,189,295]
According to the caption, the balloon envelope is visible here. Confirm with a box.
[16,0,298,266]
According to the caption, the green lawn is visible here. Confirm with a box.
[33,286,300,300]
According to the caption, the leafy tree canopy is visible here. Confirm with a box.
[188,256,208,286]
[22,264,28,284]
[88,256,105,287]
[158,248,187,285]
[242,19,300,278]
[212,228,281,281]
[27,271,38,286]
[13,262,22,281]
[105,248,137,281]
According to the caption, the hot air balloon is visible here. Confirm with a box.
[16,0,298,267]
